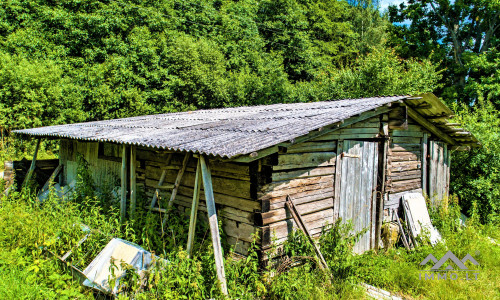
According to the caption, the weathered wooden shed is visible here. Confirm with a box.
[14,93,478,265]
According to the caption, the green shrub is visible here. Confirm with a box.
[451,98,500,224]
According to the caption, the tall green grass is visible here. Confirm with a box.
[0,176,498,299]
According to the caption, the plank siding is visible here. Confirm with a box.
[258,116,381,255]
[384,115,426,215]
[59,140,259,256]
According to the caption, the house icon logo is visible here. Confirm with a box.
[419,251,480,281]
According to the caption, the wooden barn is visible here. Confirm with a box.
[13,93,477,289]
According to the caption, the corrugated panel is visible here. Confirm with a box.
[14,96,411,158]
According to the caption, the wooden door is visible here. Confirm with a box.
[428,141,450,205]
[338,140,379,253]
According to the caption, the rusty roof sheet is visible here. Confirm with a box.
[14,95,478,158]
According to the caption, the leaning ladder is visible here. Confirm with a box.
[148,153,191,226]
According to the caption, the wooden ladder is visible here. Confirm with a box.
[148,153,191,227]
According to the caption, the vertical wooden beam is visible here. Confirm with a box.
[333,140,343,221]
[120,144,128,223]
[22,138,41,189]
[199,155,228,295]
[187,159,202,258]
[422,133,428,196]
[375,123,389,250]
[446,146,451,198]
[129,145,137,218]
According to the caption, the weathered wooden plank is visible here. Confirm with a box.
[286,141,336,154]
[384,188,422,209]
[259,175,333,193]
[333,140,343,221]
[376,127,388,250]
[389,144,421,152]
[145,170,251,199]
[146,185,259,211]
[422,133,428,195]
[391,130,424,137]
[120,145,127,222]
[258,181,332,200]
[274,152,336,171]
[387,170,422,182]
[130,146,137,217]
[388,161,421,173]
[257,198,334,225]
[406,106,456,145]
[187,159,201,258]
[223,219,256,243]
[285,196,329,270]
[387,178,421,193]
[272,166,335,182]
[388,106,408,130]
[313,133,379,141]
[231,145,279,163]
[268,187,334,210]
[22,138,41,189]
[199,156,227,295]
[265,209,334,241]
[391,136,422,144]
[388,152,420,162]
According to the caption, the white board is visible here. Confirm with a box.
[402,193,442,245]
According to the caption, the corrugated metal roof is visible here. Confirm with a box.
[13,95,478,158]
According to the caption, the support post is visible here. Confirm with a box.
[333,140,343,221]
[187,159,202,258]
[375,123,389,250]
[422,133,428,196]
[22,138,41,189]
[120,144,128,223]
[130,145,137,218]
[199,155,228,295]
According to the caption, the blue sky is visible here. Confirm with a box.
[378,0,408,11]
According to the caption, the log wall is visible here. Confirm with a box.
[257,116,381,257]
[59,139,258,256]
[383,111,451,221]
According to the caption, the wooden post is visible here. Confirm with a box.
[333,140,343,221]
[199,155,228,295]
[187,159,202,258]
[422,133,428,196]
[130,145,137,218]
[375,123,389,250]
[120,144,128,223]
[22,138,41,189]
[446,146,451,198]
[286,195,329,271]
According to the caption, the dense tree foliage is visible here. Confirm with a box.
[452,99,500,223]
[389,0,500,223]
[0,0,497,223]
[0,0,438,133]
[388,0,500,105]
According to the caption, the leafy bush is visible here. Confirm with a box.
[451,98,500,224]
